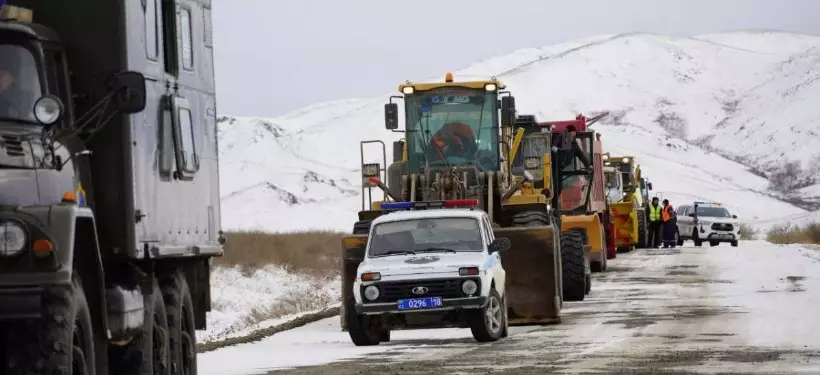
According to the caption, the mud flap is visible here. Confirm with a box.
[340,235,368,331]
[495,226,561,326]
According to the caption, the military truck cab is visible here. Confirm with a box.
[0,2,220,374]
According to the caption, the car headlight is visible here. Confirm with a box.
[461,280,478,296]
[363,285,380,301]
[0,221,27,256]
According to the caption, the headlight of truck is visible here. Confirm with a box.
[0,221,27,256]
[363,285,380,301]
[461,280,478,296]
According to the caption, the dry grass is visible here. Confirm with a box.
[242,278,339,327]
[215,230,347,276]
[738,223,759,240]
[766,223,820,245]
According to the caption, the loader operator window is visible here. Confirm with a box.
[404,87,499,172]
[511,134,549,179]
[368,217,483,257]
[0,43,42,123]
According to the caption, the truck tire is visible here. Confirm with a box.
[108,277,170,375]
[731,240,738,247]
[6,275,96,375]
[352,220,372,235]
[560,229,586,302]
[470,288,505,342]
[161,271,197,375]
[345,298,381,346]
[636,210,648,248]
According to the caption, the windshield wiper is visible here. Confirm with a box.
[375,250,417,257]
[415,247,456,254]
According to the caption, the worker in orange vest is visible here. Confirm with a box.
[661,199,677,248]
[427,122,477,161]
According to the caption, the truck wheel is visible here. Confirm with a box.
[584,274,591,295]
[108,276,170,375]
[560,229,586,302]
[636,210,648,248]
[345,298,381,346]
[470,288,505,342]
[709,241,719,247]
[731,240,738,247]
[162,271,197,375]
[352,220,372,235]
[7,275,96,375]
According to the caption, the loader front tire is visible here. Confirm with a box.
[560,229,587,302]
[352,220,372,235]
[511,211,550,227]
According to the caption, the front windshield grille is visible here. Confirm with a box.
[404,87,499,172]
[368,217,483,257]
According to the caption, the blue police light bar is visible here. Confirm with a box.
[380,201,414,210]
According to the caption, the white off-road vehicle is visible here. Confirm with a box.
[675,201,740,247]
[348,202,510,345]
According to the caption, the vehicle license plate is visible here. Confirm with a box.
[714,233,732,239]
[397,297,443,310]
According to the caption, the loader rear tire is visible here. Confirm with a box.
[560,229,586,302]
[352,220,372,235]
[636,210,648,248]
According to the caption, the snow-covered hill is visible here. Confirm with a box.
[216,30,820,233]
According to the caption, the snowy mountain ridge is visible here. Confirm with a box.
[216,30,820,233]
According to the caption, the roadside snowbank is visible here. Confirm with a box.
[197,265,341,343]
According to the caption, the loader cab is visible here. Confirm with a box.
[383,74,512,174]
[510,114,551,187]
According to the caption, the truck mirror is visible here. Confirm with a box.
[385,103,399,130]
[489,238,511,253]
[32,95,64,126]
[647,182,653,190]
[110,71,147,114]
[500,96,515,126]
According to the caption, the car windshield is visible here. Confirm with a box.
[0,43,42,123]
[404,87,499,172]
[696,206,731,218]
[368,217,483,257]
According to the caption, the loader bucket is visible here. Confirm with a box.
[340,235,368,331]
[610,202,638,246]
[495,226,561,326]
[561,214,604,262]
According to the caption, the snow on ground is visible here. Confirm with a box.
[198,265,340,343]
[215,30,820,234]
[197,241,820,374]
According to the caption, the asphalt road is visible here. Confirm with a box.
[201,241,820,375]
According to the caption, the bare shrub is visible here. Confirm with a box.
[215,230,346,276]
[766,223,820,245]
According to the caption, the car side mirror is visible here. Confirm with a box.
[384,103,399,130]
[489,238,511,253]
[109,71,147,114]
[732,214,737,219]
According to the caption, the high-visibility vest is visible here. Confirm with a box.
[648,204,661,221]
[662,205,674,222]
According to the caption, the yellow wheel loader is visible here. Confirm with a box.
[508,114,611,303]
[340,73,567,333]
[603,155,654,252]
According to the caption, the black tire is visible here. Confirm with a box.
[470,288,505,342]
[731,240,738,247]
[500,293,509,338]
[560,229,586,302]
[636,210,648,248]
[676,229,684,246]
[108,277,171,375]
[584,274,591,295]
[6,275,96,375]
[590,261,603,273]
[346,298,381,346]
[692,230,703,247]
[161,271,197,375]
[511,211,550,227]
[710,241,719,247]
[352,220,372,235]
[378,330,391,342]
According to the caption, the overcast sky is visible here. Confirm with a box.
[212,0,820,118]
